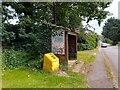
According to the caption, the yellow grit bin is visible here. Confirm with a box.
[43,53,59,71]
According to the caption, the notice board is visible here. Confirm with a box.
[52,30,65,54]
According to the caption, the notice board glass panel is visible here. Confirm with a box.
[52,30,65,54]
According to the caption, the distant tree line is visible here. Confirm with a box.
[102,17,120,45]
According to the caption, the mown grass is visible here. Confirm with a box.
[77,48,98,63]
[2,68,88,88]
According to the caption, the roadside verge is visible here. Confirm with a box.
[102,51,118,89]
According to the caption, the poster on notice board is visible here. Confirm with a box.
[52,30,65,54]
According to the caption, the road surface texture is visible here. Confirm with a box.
[87,48,114,88]
[102,46,119,88]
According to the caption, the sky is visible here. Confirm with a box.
[9,0,120,35]
[83,0,120,35]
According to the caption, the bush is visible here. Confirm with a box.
[102,37,113,45]
[77,31,98,51]
[2,49,29,69]
[27,55,43,69]
[78,43,91,51]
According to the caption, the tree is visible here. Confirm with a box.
[53,2,111,30]
[2,2,111,57]
[102,37,113,44]
[102,17,120,44]
[2,2,52,58]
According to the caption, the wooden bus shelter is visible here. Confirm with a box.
[52,27,78,69]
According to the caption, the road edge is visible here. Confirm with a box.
[102,50,119,89]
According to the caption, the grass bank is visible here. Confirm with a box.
[2,68,87,88]
[77,48,98,63]
[76,48,98,75]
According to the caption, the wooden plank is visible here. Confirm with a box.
[68,32,77,36]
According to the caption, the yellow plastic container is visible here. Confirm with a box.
[43,53,59,71]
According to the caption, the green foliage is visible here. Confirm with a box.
[86,32,98,49]
[27,56,43,69]
[78,43,89,51]
[75,60,79,64]
[54,2,110,30]
[77,2,110,26]
[102,17,120,44]
[78,31,98,51]
[2,2,110,47]
[102,37,113,44]
[17,23,52,58]
[2,23,16,46]
[2,49,44,70]
[2,49,29,69]
[2,3,52,58]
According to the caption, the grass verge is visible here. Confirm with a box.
[77,48,97,63]
[2,68,88,88]
[76,48,98,75]
[102,53,113,80]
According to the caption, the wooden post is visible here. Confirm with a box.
[52,2,56,24]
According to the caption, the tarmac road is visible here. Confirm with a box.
[102,46,119,88]
[102,46,118,76]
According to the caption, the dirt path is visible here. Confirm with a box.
[87,48,114,88]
